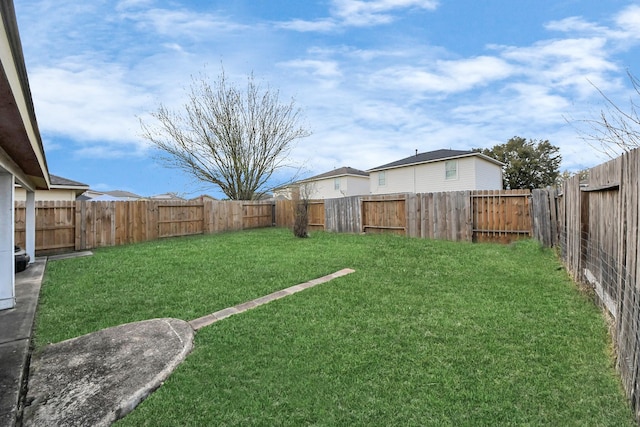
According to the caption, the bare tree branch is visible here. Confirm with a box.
[569,71,640,159]
[140,68,311,200]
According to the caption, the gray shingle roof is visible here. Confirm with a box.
[300,166,369,182]
[105,190,142,199]
[368,149,502,171]
[49,174,89,188]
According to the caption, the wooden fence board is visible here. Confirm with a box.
[242,202,274,229]
[17,189,551,252]
[361,194,407,235]
[15,199,277,253]
[558,148,640,421]
[307,202,325,231]
[472,190,531,244]
[275,200,295,228]
[420,191,467,241]
[325,197,360,233]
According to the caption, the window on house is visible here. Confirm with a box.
[445,160,458,180]
[334,178,340,190]
[378,171,386,186]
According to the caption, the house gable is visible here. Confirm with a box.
[368,149,503,194]
[278,167,370,199]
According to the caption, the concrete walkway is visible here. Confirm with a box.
[0,258,354,427]
[189,268,355,330]
[0,258,46,427]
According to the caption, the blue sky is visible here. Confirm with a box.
[14,0,640,198]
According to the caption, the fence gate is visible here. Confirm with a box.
[307,201,325,230]
[361,196,407,235]
[471,190,532,244]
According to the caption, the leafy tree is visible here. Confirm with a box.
[477,137,561,190]
[140,69,311,200]
[557,169,589,185]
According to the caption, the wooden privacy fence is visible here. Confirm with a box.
[14,200,274,254]
[15,201,76,253]
[275,200,326,232]
[18,191,556,253]
[275,189,557,245]
[558,148,640,420]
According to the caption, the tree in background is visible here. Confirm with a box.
[140,69,311,200]
[477,137,561,190]
[557,169,589,185]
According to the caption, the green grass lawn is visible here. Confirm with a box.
[35,228,634,426]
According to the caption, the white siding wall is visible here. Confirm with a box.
[474,158,503,189]
[345,176,370,197]
[307,176,369,199]
[370,167,414,194]
[14,188,77,202]
[370,157,503,195]
[307,177,341,199]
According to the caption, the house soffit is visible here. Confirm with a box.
[0,1,49,190]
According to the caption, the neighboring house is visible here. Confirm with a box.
[105,190,142,201]
[1,1,50,310]
[368,149,503,195]
[275,167,370,200]
[76,189,104,201]
[149,192,185,200]
[15,174,88,201]
[272,185,297,200]
[190,194,218,202]
[78,189,142,201]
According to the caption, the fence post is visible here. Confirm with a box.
[75,201,83,251]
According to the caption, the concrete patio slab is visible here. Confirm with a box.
[22,318,194,427]
[4,264,354,426]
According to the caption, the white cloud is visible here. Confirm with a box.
[544,5,640,51]
[333,0,438,25]
[369,56,514,94]
[29,65,151,154]
[614,5,640,35]
[277,18,338,33]
[278,0,438,31]
[121,8,250,39]
[544,16,609,35]
[497,37,619,96]
[116,0,153,12]
[279,60,342,78]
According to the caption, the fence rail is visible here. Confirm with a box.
[274,189,555,245]
[557,148,640,422]
[16,190,556,253]
[14,200,274,254]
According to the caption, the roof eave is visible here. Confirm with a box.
[368,152,504,172]
[299,173,369,183]
[0,1,49,191]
